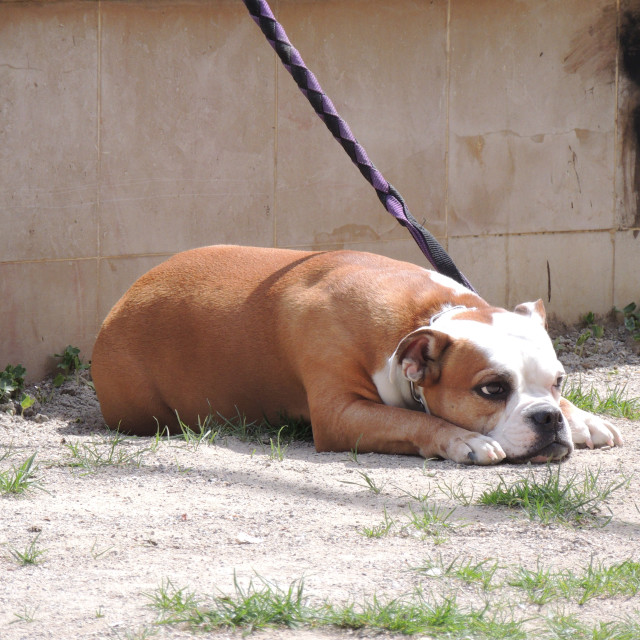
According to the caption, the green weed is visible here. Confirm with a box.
[0,452,43,495]
[147,575,526,638]
[563,381,640,419]
[171,412,220,449]
[9,533,46,566]
[90,538,115,559]
[19,393,35,415]
[436,478,475,506]
[508,561,563,605]
[415,554,500,591]
[144,572,640,638]
[0,363,34,412]
[11,605,38,624]
[346,434,363,464]
[397,485,435,503]
[64,433,148,471]
[0,363,26,402]
[147,574,312,633]
[0,444,12,464]
[124,626,158,640]
[168,410,314,448]
[340,470,386,494]
[52,345,90,387]
[269,426,288,461]
[404,503,458,543]
[323,591,524,638]
[358,507,396,538]
[477,465,628,526]
[510,558,640,606]
[144,578,199,616]
[574,558,640,603]
[165,411,311,457]
[616,302,640,341]
[264,414,314,444]
[574,312,605,356]
[545,613,640,639]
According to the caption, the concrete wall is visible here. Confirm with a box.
[2,0,640,380]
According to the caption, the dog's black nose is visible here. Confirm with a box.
[530,408,563,431]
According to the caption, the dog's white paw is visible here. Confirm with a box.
[447,434,506,465]
[566,405,623,449]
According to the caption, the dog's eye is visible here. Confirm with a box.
[476,382,510,400]
[554,375,564,389]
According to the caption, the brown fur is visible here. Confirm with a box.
[92,245,493,459]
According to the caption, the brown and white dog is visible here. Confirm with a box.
[92,245,622,465]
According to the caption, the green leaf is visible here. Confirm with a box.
[53,374,66,388]
[20,394,35,411]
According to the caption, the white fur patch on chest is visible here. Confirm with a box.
[372,360,423,410]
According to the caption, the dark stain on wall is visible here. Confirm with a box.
[563,4,617,82]
[621,12,640,85]
[619,8,640,227]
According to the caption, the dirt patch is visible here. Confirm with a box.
[0,326,639,639]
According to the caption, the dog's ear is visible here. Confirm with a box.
[514,299,547,328]
[392,329,451,385]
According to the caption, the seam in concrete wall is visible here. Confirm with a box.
[444,0,451,252]
[613,0,621,308]
[96,0,103,339]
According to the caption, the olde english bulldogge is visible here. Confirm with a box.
[92,245,622,464]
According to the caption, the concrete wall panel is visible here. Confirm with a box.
[0,0,637,379]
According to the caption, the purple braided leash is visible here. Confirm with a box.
[243,0,475,292]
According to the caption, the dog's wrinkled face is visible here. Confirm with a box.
[382,302,572,463]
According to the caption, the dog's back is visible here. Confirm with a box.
[92,244,461,437]
[93,246,313,434]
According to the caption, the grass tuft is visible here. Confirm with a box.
[144,578,199,615]
[9,533,47,566]
[358,507,396,538]
[268,426,289,461]
[563,382,640,420]
[415,554,501,591]
[404,503,458,543]
[477,465,628,527]
[144,570,640,638]
[323,591,524,638]
[509,558,640,606]
[147,576,527,638]
[0,452,44,495]
[340,470,386,494]
[545,613,640,640]
[160,410,314,450]
[10,605,38,624]
[64,433,148,471]
[147,574,312,633]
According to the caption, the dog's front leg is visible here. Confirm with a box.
[308,393,506,465]
[559,397,623,449]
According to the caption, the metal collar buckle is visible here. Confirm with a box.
[410,380,428,413]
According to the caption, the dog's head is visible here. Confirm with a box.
[384,301,571,463]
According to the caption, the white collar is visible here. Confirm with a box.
[429,304,469,326]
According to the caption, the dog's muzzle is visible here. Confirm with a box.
[525,405,571,463]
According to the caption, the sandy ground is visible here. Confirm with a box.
[1,330,639,639]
